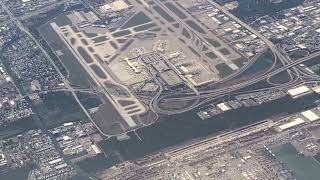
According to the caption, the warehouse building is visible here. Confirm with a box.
[275,118,305,132]
[287,85,312,98]
[217,102,231,112]
[312,86,320,94]
[301,110,320,122]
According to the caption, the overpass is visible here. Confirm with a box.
[152,51,320,115]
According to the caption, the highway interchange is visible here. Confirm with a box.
[3,1,320,179]
[151,46,320,115]
[149,0,320,115]
[4,0,320,134]
[72,0,312,115]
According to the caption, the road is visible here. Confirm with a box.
[148,0,317,115]
[0,1,111,137]
[0,0,70,26]
[208,0,301,78]
[207,1,290,64]
[152,50,320,115]
[3,0,318,129]
[153,0,237,68]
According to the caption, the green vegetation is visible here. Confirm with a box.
[39,23,95,88]
[185,20,206,34]
[0,116,37,139]
[133,23,156,32]
[219,48,231,55]
[116,39,127,44]
[59,49,95,88]
[187,46,201,57]
[76,92,102,110]
[182,28,191,39]
[216,63,234,77]
[109,41,119,49]
[112,30,131,38]
[165,2,187,19]
[83,31,98,38]
[205,52,218,59]
[98,138,125,161]
[153,5,175,23]
[77,47,94,63]
[205,38,221,48]
[55,14,73,27]
[121,12,151,29]
[289,50,309,60]
[134,0,143,5]
[232,57,247,67]
[90,64,107,79]
[92,36,108,43]
[268,71,291,84]
[32,92,88,129]
[0,164,36,180]
[71,26,80,33]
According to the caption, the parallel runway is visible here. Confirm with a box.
[145,0,320,115]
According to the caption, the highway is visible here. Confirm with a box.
[148,0,318,115]
[3,0,320,131]
[0,1,112,137]
[127,0,290,115]
[152,50,320,115]
[214,48,271,85]
[207,0,301,80]
[19,0,70,20]
[0,0,70,25]
[206,1,291,64]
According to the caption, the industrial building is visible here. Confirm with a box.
[287,85,312,98]
[275,118,305,132]
[312,86,320,94]
[197,111,211,120]
[217,102,231,112]
[99,0,131,13]
[301,110,320,122]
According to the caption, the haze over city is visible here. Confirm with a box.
[1,0,320,179]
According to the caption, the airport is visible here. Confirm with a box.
[2,0,320,179]
[37,0,278,136]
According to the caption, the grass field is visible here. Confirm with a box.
[0,116,37,139]
[39,19,96,88]
[55,13,73,27]
[32,92,88,129]
[216,63,234,77]
[120,12,151,29]
[59,49,95,88]
[76,92,103,110]
[0,164,36,180]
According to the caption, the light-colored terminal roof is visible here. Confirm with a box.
[312,86,320,93]
[287,85,311,96]
[278,118,305,131]
[217,103,231,112]
[301,110,320,122]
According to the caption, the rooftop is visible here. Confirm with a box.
[301,110,320,122]
[287,85,311,97]
[277,118,305,131]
